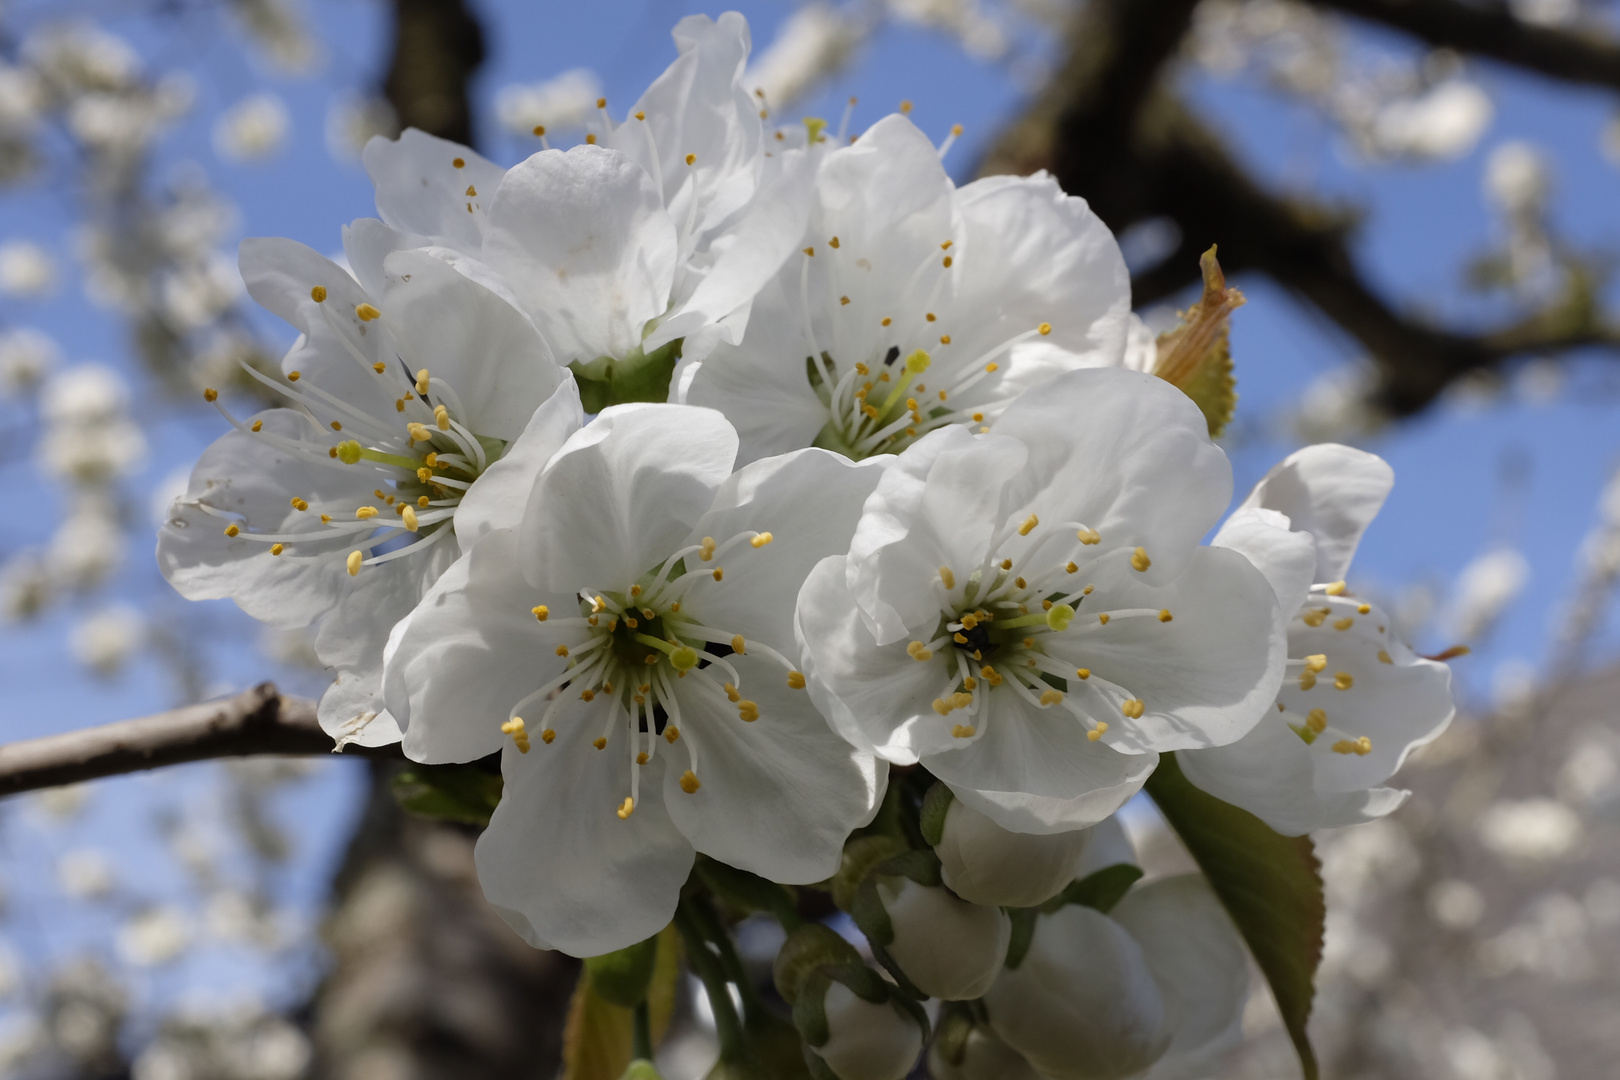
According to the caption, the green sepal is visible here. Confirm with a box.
[585,934,662,1009]
[849,875,894,947]
[617,1062,664,1080]
[773,924,863,1005]
[1040,863,1144,915]
[803,1046,842,1080]
[919,781,954,846]
[390,761,502,825]
[1146,751,1324,1080]
[867,940,927,1004]
[695,856,802,929]
[830,835,907,911]
[932,1003,976,1068]
[1004,907,1038,970]
[792,972,833,1048]
[570,338,682,412]
[880,847,942,888]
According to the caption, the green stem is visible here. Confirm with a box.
[633,999,653,1061]
[687,893,767,1022]
[673,901,750,1063]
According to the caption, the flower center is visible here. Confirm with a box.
[195,296,505,577]
[901,515,1170,744]
[1281,586,1379,757]
[500,528,809,820]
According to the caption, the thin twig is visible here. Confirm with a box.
[0,683,400,798]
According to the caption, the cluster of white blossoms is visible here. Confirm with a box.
[158,13,1457,1079]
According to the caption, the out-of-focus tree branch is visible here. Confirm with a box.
[1319,0,1620,93]
[980,0,1620,417]
[0,683,399,798]
[383,0,486,144]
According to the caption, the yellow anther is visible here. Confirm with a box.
[528,605,549,623]
[288,371,301,382]
[1302,611,1327,628]
[680,770,702,794]
[1083,585,1094,595]
[1018,514,1039,536]
[730,635,746,655]
[1000,559,1013,571]
[1088,729,1103,742]
[1334,671,1354,691]
[434,404,450,430]
[907,641,934,662]
[984,362,999,373]
[331,421,343,432]
[1038,322,1052,335]
[959,613,979,631]
[1304,654,1327,673]
[223,523,241,538]
[1039,689,1064,706]
[415,368,430,394]
[309,285,327,303]
[881,317,892,327]
[1098,613,1110,625]
[699,536,716,561]
[617,797,635,819]
[951,725,976,739]
[671,646,699,671]
[939,334,951,344]
[541,729,555,744]
[787,671,806,689]
[204,387,219,402]
[402,505,418,531]
[932,698,952,716]
[407,422,432,442]
[451,156,465,168]
[592,736,608,750]
[738,700,759,722]
[1325,581,1347,596]
[634,751,648,765]
[751,532,773,548]
[581,689,596,702]
[1358,603,1371,614]
[828,235,841,248]
[1332,737,1373,756]
[356,303,380,322]
[270,544,284,556]
[1306,708,1327,733]
[953,633,969,644]
[663,727,681,745]
[951,123,964,135]
[372,361,386,374]
[320,514,331,523]
[1158,609,1173,623]
[1131,547,1151,572]
[1046,604,1075,631]
[979,665,1002,686]
[356,506,379,520]
[346,551,362,576]
[962,677,977,690]
[723,682,740,703]
[1014,577,1027,590]
[685,153,696,165]
[1121,699,1145,719]
[1300,671,1317,690]
[1075,668,1091,680]
[251,420,263,432]
[1378,650,1393,664]
[1077,528,1101,545]
[938,566,956,590]
[501,717,525,735]
[416,467,432,484]
[585,134,598,144]
[1333,618,1354,631]
[552,644,568,658]
[803,246,815,257]
[942,256,952,268]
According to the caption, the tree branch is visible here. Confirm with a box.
[0,683,400,798]
[1319,0,1620,93]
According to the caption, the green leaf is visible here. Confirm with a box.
[1146,752,1324,1080]
[563,923,681,1080]
[586,934,662,1008]
[1045,862,1144,915]
[389,762,502,826]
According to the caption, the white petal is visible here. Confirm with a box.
[662,651,882,884]
[453,379,583,545]
[317,669,401,749]
[1060,545,1287,754]
[1112,876,1248,1080]
[1238,444,1394,585]
[990,368,1232,585]
[518,404,737,592]
[361,129,505,253]
[936,798,1091,908]
[1212,506,1317,615]
[380,248,565,439]
[342,216,429,300]
[475,711,695,957]
[483,146,677,361]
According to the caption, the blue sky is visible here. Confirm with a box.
[1,0,1617,1024]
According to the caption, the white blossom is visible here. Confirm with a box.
[873,875,1009,999]
[70,604,145,675]
[742,4,862,111]
[494,68,601,138]
[1485,141,1551,217]
[382,405,887,954]
[0,239,55,297]
[324,94,396,163]
[57,849,115,899]
[929,1027,1042,1080]
[116,906,190,966]
[797,369,1286,833]
[1446,546,1529,642]
[682,113,1130,466]
[0,327,59,396]
[213,93,290,161]
[48,504,126,589]
[934,796,1091,908]
[1478,798,1582,862]
[813,981,924,1080]
[1369,81,1492,161]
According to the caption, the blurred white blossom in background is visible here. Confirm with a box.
[71,604,146,676]
[1447,547,1530,643]
[0,239,55,297]
[494,67,601,137]
[213,93,290,162]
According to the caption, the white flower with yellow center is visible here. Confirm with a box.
[158,239,575,747]
[352,13,811,388]
[1180,444,1456,834]
[680,112,1130,465]
[796,369,1286,833]
[381,404,887,956]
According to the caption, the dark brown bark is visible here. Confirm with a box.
[382,0,486,145]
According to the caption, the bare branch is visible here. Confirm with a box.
[1319,0,1620,93]
[382,0,486,145]
[0,683,400,798]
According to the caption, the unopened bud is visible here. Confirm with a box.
[983,906,1169,1080]
[814,981,925,1080]
[874,876,1008,1000]
[936,798,1090,908]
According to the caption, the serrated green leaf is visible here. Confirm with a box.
[389,762,502,825]
[1146,752,1323,1080]
[563,924,681,1080]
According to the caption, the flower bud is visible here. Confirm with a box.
[928,1027,1043,1080]
[935,798,1090,908]
[874,876,1009,1000]
[813,981,924,1080]
[984,906,1170,1080]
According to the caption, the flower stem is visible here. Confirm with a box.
[633,999,653,1060]
[673,900,750,1064]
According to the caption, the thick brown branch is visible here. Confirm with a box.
[1319,0,1620,93]
[0,683,400,798]
[383,0,486,145]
